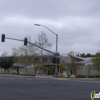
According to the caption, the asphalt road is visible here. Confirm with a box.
[0,75,99,100]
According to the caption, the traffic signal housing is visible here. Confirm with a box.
[57,58,60,64]
[52,57,56,63]
[52,57,60,64]
[24,37,28,46]
[1,34,5,42]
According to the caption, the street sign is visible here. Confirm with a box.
[54,53,60,57]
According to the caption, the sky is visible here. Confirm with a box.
[0,0,100,56]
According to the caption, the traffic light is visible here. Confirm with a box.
[24,37,28,46]
[1,34,5,42]
[55,57,60,64]
[52,57,56,63]
[52,57,60,64]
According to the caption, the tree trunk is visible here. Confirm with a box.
[75,69,76,75]
[7,69,9,73]
[1,68,2,73]
[59,67,60,74]
[4,69,6,74]
[96,70,97,75]
[25,67,27,73]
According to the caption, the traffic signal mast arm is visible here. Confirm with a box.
[28,41,55,54]
[5,37,23,42]
[3,35,55,55]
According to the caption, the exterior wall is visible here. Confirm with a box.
[76,65,100,75]
[26,67,35,75]
[35,70,44,75]
[60,56,71,63]
[0,68,4,73]
[76,65,88,75]
[9,67,35,75]
[90,70,100,75]
[0,67,35,75]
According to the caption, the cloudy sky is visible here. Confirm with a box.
[0,0,100,55]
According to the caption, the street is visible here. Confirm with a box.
[0,75,99,100]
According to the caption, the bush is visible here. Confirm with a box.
[88,75,99,78]
[11,73,36,76]
[76,75,100,78]
[76,75,87,78]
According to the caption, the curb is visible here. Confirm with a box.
[0,74,35,78]
[70,78,100,81]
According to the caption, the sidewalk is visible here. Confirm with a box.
[0,74,100,82]
[35,75,54,79]
[35,75,100,81]
[70,78,100,81]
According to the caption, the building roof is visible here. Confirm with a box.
[12,63,25,68]
[69,54,92,61]
[76,60,92,64]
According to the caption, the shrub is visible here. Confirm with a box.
[88,75,99,78]
[76,75,87,78]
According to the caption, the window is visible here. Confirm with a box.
[42,58,47,62]
[35,58,39,61]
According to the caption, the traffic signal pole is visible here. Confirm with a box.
[34,24,59,78]
[55,34,58,77]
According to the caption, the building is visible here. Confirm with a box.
[69,54,99,76]
[0,54,99,76]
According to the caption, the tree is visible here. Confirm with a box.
[12,36,38,63]
[35,31,52,55]
[81,53,86,57]
[0,57,13,73]
[67,60,79,75]
[86,53,91,57]
[35,31,52,73]
[92,53,100,78]
[68,51,75,56]
[34,59,43,75]
[58,61,66,73]
[12,36,38,73]
[48,66,54,75]
[1,51,8,57]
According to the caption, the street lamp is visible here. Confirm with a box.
[34,24,58,77]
